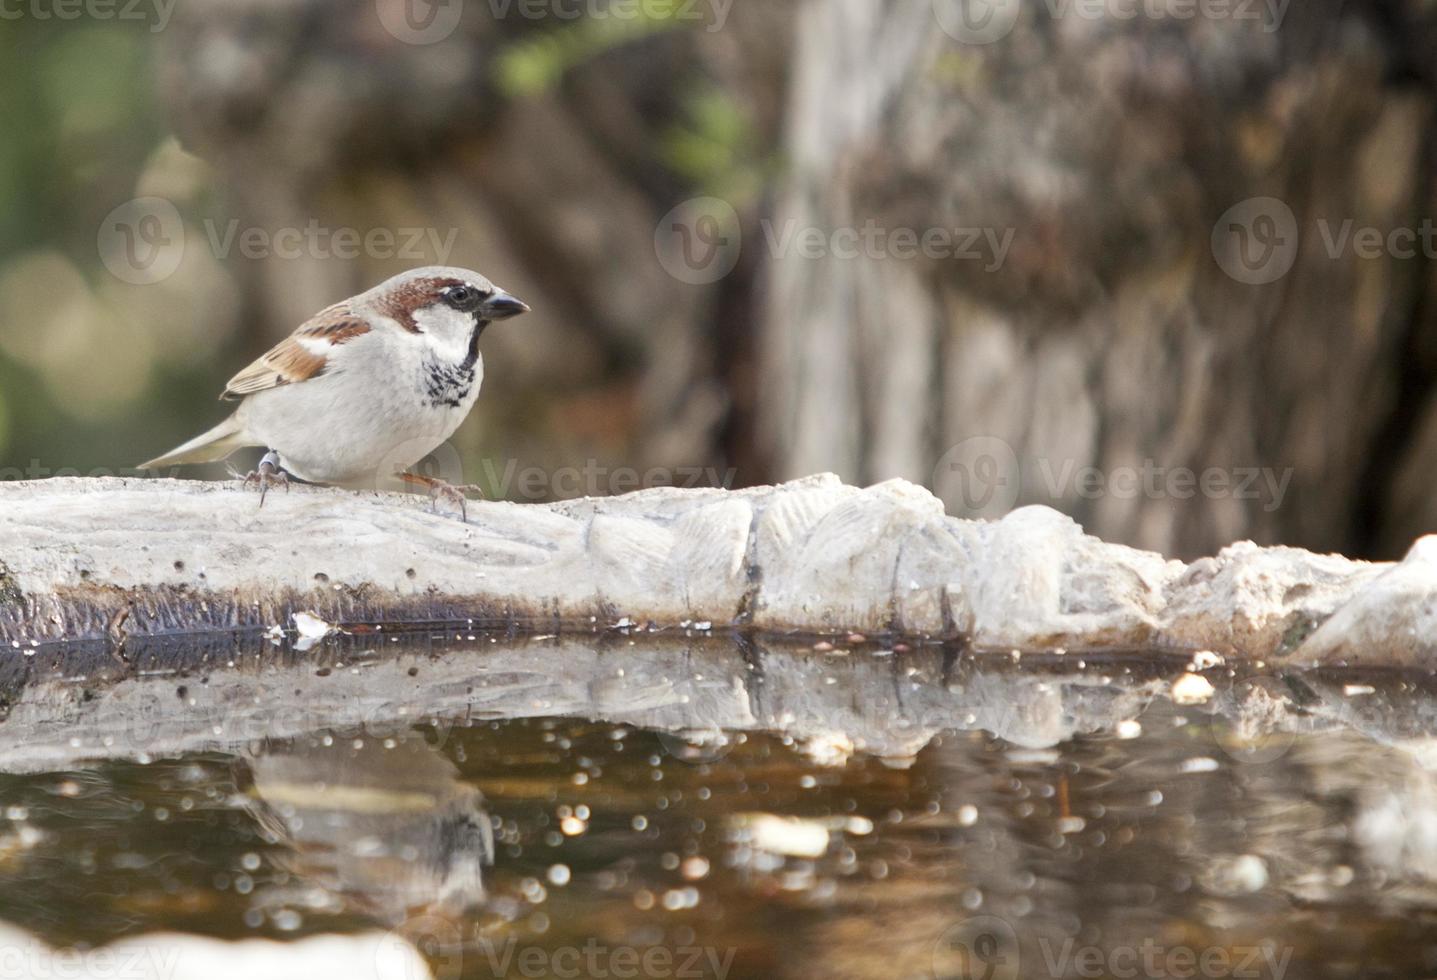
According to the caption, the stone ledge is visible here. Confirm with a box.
[0,475,1425,664]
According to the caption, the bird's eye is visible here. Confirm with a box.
[442,284,487,313]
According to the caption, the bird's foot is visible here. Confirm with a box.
[400,472,483,522]
[242,450,291,507]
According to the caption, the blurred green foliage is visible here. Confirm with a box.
[496,0,705,97]
[0,16,170,474]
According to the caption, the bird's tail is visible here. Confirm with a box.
[140,414,251,470]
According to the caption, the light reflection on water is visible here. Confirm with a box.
[0,634,1434,979]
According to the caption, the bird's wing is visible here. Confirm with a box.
[221,303,373,401]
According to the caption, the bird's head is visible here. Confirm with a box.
[362,266,530,355]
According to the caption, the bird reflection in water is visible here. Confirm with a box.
[235,730,492,924]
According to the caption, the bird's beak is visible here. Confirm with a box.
[479,290,531,321]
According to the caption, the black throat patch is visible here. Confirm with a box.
[421,323,485,409]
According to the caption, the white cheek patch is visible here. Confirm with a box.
[411,305,476,360]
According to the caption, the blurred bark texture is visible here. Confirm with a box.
[761,0,1437,559]
[153,0,1437,560]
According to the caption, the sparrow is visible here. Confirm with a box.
[141,266,530,515]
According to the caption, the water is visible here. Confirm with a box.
[0,632,1434,978]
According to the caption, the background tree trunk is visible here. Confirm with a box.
[760,0,1437,560]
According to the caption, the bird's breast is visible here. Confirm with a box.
[421,359,478,410]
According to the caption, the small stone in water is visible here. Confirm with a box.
[1171,673,1215,705]
[1189,650,1224,671]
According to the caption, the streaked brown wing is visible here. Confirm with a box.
[221,303,372,401]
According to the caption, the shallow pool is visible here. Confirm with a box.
[0,632,1433,978]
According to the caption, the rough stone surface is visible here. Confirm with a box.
[0,475,1432,664]
[0,919,430,980]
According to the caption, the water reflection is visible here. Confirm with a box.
[239,734,492,924]
[0,635,1433,978]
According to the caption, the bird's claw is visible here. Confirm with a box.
[429,481,485,522]
[242,450,290,508]
[400,473,482,522]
